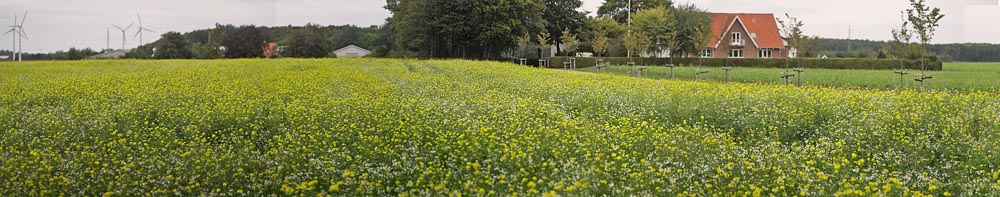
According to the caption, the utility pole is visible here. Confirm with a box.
[626,0,632,58]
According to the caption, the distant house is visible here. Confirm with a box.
[333,45,371,58]
[263,42,278,58]
[705,13,789,58]
[89,49,131,59]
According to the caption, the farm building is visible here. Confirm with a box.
[89,49,131,59]
[704,13,790,58]
[333,45,371,58]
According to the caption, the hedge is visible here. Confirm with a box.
[540,57,943,70]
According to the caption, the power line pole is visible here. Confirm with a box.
[848,26,852,52]
[626,0,631,58]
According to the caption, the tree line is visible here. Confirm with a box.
[816,38,1000,62]
[121,23,391,59]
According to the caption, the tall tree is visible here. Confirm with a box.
[222,25,265,58]
[543,0,586,54]
[630,6,674,57]
[386,0,542,59]
[905,0,944,73]
[285,24,331,58]
[587,17,625,56]
[156,32,192,59]
[598,0,673,24]
[673,3,712,58]
[588,17,626,38]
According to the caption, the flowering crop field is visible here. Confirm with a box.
[1,59,999,196]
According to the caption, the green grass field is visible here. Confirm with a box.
[576,62,1000,91]
[1,59,999,196]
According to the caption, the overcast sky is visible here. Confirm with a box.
[2,0,998,53]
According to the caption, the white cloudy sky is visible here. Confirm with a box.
[1,0,998,53]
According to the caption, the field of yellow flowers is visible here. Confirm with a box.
[1,59,999,196]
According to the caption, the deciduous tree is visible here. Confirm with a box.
[598,0,673,24]
[156,32,192,59]
[285,24,331,58]
[905,0,944,73]
[630,6,673,57]
[560,28,579,56]
[222,25,265,58]
[591,30,609,57]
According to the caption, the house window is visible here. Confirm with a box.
[730,49,743,58]
[758,49,772,58]
[702,49,713,57]
[732,32,742,43]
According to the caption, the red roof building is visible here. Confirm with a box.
[704,13,790,58]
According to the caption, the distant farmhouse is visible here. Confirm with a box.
[333,45,371,58]
[705,13,790,58]
[89,49,131,59]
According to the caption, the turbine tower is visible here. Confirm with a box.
[113,22,134,50]
[134,12,155,46]
[107,27,110,51]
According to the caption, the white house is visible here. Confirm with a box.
[333,45,371,58]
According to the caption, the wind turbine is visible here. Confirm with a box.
[4,13,16,61]
[5,12,28,61]
[134,12,154,46]
[113,22,134,50]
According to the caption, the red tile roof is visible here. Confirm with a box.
[708,13,786,49]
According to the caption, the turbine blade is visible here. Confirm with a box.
[3,28,13,35]
[19,11,27,26]
[143,28,155,33]
[18,29,27,41]
[133,30,141,39]
[113,25,124,31]
[125,22,134,30]
[137,12,143,26]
